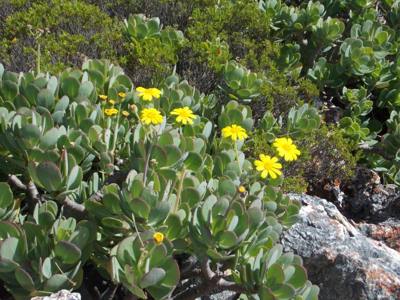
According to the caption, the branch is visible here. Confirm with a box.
[27,181,40,202]
[173,259,245,300]
[63,197,87,219]
[201,259,215,281]
[8,174,40,202]
[8,175,27,190]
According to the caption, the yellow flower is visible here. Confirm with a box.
[104,108,119,117]
[221,124,248,141]
[272,137,301,161]
[99,94,108,101]
[238,186,246,193]
[118,92,126,98]
[254,154,282,179]
[170,107,196,125]
[109,99,116,105]
[136,87,162,101]
[153,232,164,245]
[122,110,130,117]
[11,37,17,44]
[140,108,163,125]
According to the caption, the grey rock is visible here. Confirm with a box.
[31,290,81,300]
[344,168,400,221]
[358,218,400,252]
[282,194,400,300]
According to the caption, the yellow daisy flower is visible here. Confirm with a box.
[170,107,196,125]
[118,92,126,98]
[273,137,301,161]
[254,154,282,179]
[109,99,116,105]
[140,108,163,125]
[122,110,130,117]
[99,94,108,101]
[136,87,162,101]
[104,108,119,117]
[221,124,248,141]
[153,232,164,245]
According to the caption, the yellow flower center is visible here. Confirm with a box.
[153,232,164,245]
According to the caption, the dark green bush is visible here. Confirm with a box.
[0,0,121,74]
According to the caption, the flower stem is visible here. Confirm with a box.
[173,168,186,213]
[234,142,242,175]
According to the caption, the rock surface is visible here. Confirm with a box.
[31,290,81,300]
[344,168,400,221]
[282,194,400,300]
[358,219,400,252]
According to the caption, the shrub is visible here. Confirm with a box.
[0,60,319,299]
[256,0,400,185]
[0,0,121,74]
[122,14,186,84]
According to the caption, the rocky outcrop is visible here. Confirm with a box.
[31,290,81,300]
[344,168,400,221]
[282,194,400,300]
[358,219,400,252]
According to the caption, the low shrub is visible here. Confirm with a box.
[0,60,319,299]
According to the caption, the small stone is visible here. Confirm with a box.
[31,290,81,300]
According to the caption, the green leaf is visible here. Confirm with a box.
[184,152,203,170]
[15,267,35,291]
[218,231,238,249]
[0,237,21,261]
[101,217,127,229]
[165,214,182,239]
[66,166,83,190]
[2,80,18,101]
[44,274,69,292]
[37,89,55,109]
[140,268,166,288]
[36,161,63,192]
[129,198,150,219]
[181,187,201,207]
[288,265,307,289]
[54,241,81,265]
[61,77,80,99]
[42,257,52,279]
[272,283,296,300]
[0,183,13,207]
[148,202,170,226]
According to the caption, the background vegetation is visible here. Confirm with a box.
[2,0,400,299]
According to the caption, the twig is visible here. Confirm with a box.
[8,175,27,190]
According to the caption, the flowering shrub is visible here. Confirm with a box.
[0,60,318,299]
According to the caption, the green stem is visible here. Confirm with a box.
[234,142,242,175]
[37,43,41,74]
[173,168,186,213]
[143,142,154,185]
[131,213,145,248]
